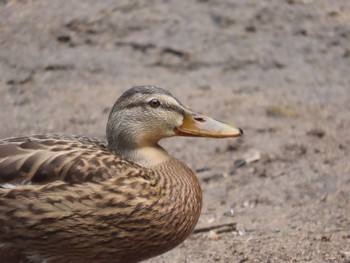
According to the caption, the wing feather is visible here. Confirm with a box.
[0,134,134,185]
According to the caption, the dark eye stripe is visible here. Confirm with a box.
[123,102,146,109]
[123,101,185,115]
[160,104,185,115]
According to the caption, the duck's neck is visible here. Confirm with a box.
[112,144,171,168]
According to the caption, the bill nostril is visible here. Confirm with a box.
[193,117,205,122]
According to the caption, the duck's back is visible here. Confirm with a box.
[0,134,133,184]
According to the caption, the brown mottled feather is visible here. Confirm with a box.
[0,134,202,263]
[0,134,132,184]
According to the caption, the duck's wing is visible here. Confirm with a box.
[0,135,159,262]
[0,134,134,186]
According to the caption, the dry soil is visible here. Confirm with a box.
[0,0,349,262]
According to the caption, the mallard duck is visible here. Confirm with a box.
[0,86,242,263]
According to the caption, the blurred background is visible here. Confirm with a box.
[0,0,349,262]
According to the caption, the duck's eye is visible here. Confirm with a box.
[149,99,161,108]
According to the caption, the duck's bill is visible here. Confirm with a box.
[174,112,243,138]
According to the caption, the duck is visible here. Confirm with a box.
[0,85,243,263]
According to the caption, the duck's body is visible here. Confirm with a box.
[0,86,242,262]
[0,135,201,262]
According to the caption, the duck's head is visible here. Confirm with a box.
[107,86,243,167]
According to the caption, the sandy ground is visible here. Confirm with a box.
[1,0,350,262]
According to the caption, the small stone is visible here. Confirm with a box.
[244,149,261,164]
[208,230,220,240]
